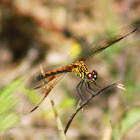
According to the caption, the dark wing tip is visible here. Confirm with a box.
[119,24,139,38]
[131,24,139,33]
[22,104,39,115]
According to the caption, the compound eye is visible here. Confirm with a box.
[92,70,98,80]
[87,73,93,79]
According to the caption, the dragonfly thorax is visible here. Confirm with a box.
[72,61,98,83]
[72,61,89,80]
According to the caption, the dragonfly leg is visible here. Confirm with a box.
[85,82,95,95]
[87,82,100,93]
[93,82,101,89]
[80,80,86,101]
[77,80,86,102]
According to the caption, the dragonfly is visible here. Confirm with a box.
[23,24,138,115]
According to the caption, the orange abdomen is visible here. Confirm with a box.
[37,64,73,81]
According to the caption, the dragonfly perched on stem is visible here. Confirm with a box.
[23,24,138,115]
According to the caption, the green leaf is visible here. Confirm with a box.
[0,78,22,115]
[0,78,22,131]
[113,107,140,139]
[0,112,19,131]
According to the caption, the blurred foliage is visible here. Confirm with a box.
[0,112,19,131]
[0,78,22,131]
[113,107,140,140]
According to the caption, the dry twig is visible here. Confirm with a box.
[64,81,123,134]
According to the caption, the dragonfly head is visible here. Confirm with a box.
[86,70,98,82]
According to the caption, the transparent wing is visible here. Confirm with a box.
[72,24,138,62]
[23,73,64,115]
[25,64,71,90]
